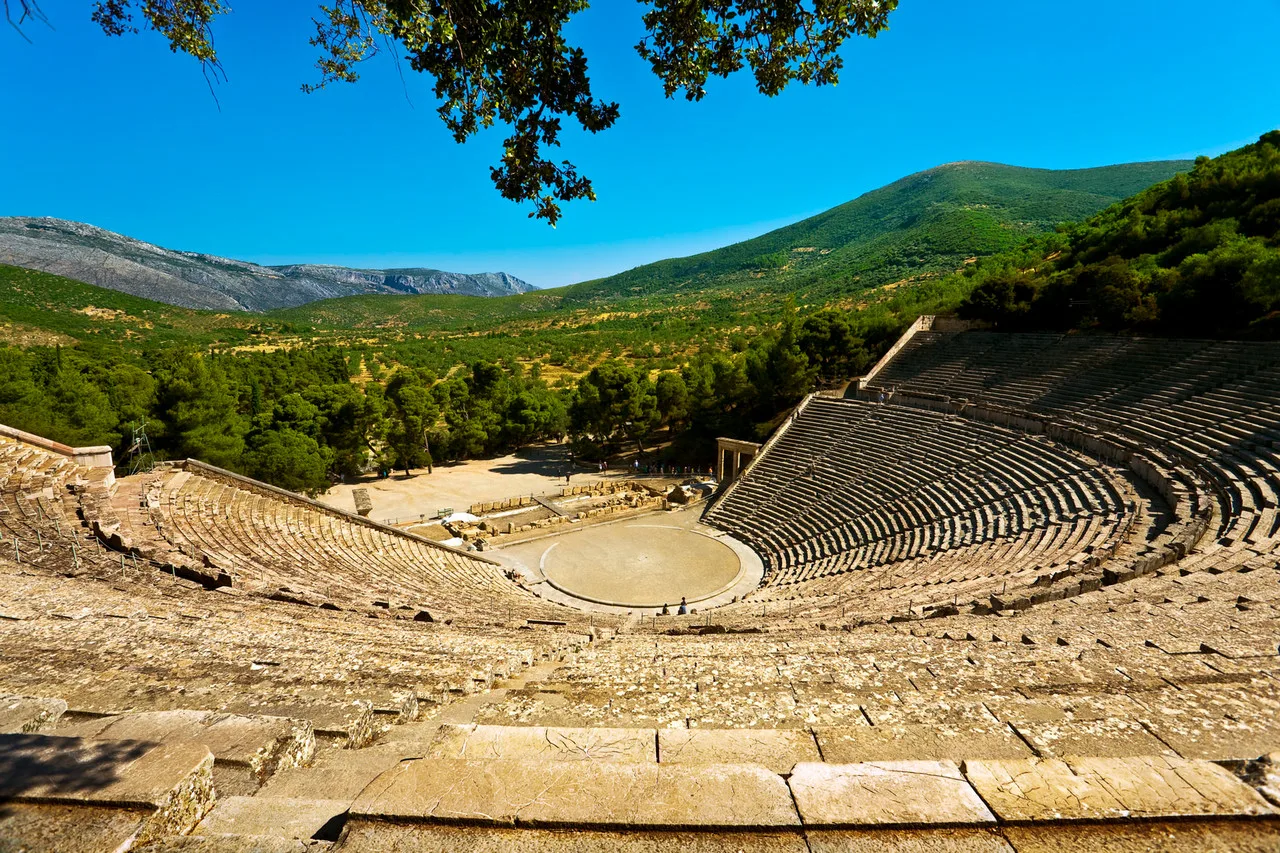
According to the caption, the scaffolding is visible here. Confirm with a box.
[125,422,155,476]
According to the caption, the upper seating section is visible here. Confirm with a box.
[863,330,1280,568]
[705,396,1136,616]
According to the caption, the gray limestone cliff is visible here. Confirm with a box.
[0,217,536,312]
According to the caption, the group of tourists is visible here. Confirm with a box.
[659,597,688,616]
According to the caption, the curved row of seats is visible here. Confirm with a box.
[0,436,118,576]
[0,554,585,748]
[104,463,578,625]
[866,330,1280,577]
[706,397,1137,615]
[474,556,1280,760]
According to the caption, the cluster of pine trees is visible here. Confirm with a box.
[0,308,872,494]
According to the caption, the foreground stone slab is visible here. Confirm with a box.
[789,761,996,827]
[259,749,405,801]
[814,723,1030,764]
[0,803,149,853]
[59,709,315,784]
[1002,820,1280,852]
[424,723,655,762]
[0,733,214,844]
[0,694,67,734]
[194,796,348,839]
[337,824,809,852]
[659,728,819,774]
[350,758,800,828]
[964,755,1277,822]
[805,828,1015,852]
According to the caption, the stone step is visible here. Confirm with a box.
[0,732,215,846]
[393,723,655,763]
[193,795,348,841]
[659,728,819,774]
[257,747,407,801]
[963,754,1277,821]
[131,835,337,852]
[789,760,995,827]
[0,803,161,853]
[57,709,314,795]
[348,757,798,829]
[0,693,67,733]
[334,750,1280,835]
[338,824,813,852]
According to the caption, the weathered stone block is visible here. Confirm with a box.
[659,729,819,774]
[963,755,1277,822]
[789,761,995,827]
[0,695,67,734]
[0,733,215,844]
[350,758,799,828]
[425,724,655,762]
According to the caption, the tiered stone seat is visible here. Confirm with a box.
[0,556,586,749]
[0,435,112,576]
[5,323,1280,849]
[706,396,1139,617]
[863,330,1280,582]
[102,461,581,625]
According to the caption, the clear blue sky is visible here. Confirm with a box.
[1,1,1277,288]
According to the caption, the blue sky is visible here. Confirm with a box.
[1,1,1277,288]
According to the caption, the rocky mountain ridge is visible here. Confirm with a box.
[0,217,536,312]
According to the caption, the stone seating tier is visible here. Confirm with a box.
[706,396,1143,618]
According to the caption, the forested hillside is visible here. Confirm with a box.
[3,148,1248,495]
[561,160,1192,303]
[960,131,1280,337]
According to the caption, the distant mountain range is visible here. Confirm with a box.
[0,217,536,312]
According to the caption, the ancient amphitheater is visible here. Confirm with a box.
[3,317,1280,851]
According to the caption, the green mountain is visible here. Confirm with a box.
[561,160,1193,304]
[3,158,1193,348]
[960,130,1280,338]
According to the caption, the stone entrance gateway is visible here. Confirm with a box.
[715,437,762,487]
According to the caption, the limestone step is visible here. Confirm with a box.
[337,824,812,852]
[193,795,348,840]
[659,728,819,774]
[257,748,407,801]
[789,760,995,827]
[963,754,1278,821]
[348,757,799,829]
[0,732,215,845]
[0,803,158,853]
[57,709,315,795]
[0,693,67,733]
[132,835,335,852]
[388,723,655,763]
